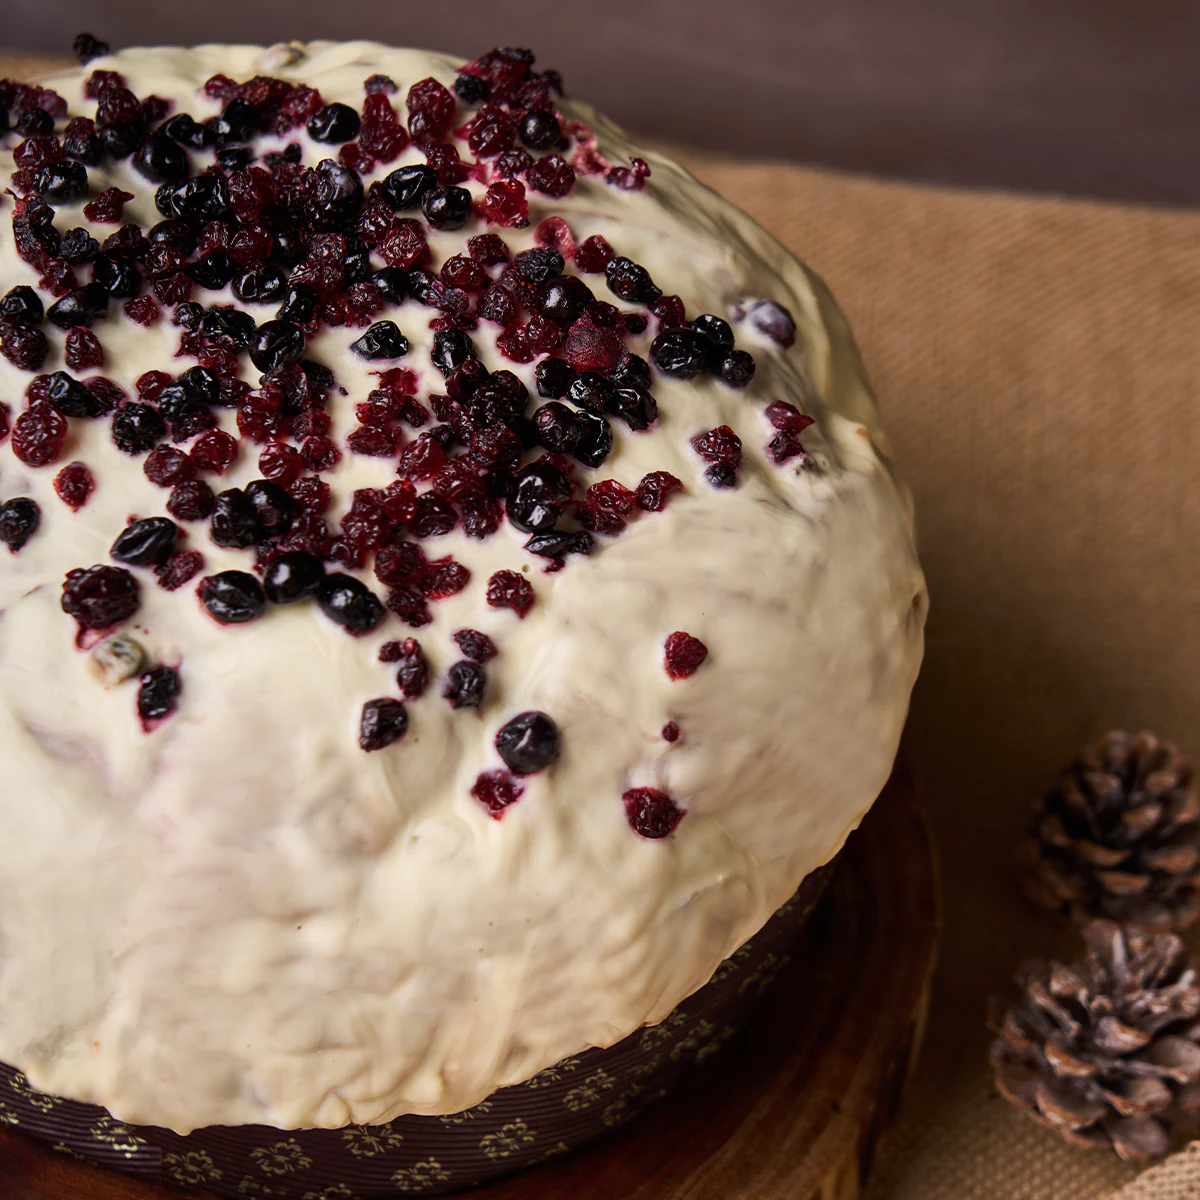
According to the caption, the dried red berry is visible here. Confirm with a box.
[468,233,510,265]
[64,327,104,371]
[478,179,529,228]
[453,628,498,663]
[472,769,524,818]
[623,787,684,838]
[360,92,409,161]
[124,296,160,327]
[166,479,216,522]
[393,637,430,697]
[586,479,636,515]
[397,435,446,481]
[154,550,204,591]
[635,471,684,512]
[145,444,195,487]
[53,461,95,510]
[61,564,140,630]
[690,426,742,469]
[83,187,134,223]
[486,569,534,618]
[12,401,66,466]
[406,77,456,144]
[190,429,238,475]
[664,631,709,680]
[562,314,624,374]
[0,318,50,371]
[662,721,681,743]
[416,555,470,599]
[526,154,575,197]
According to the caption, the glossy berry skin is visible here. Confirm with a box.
[200,306,257,347]
[359,697,409,751]
[245,479,294,537]
[623,787,684,839]
[111,404,167,454]
[199,570,266,624]
[188,252,236,289]
[519,109,561,150]
[0,286,44,325]
[486,569,534,618]
[453,628,498,663]
[454,73,489,105]
[132,133,189,183]
[233,264,288,305]
[1,323,52,375]
[61,565,140,629]
[430,328,477,376]
[210,98,260,144]
[371,268,409,305]
[604,257,661,304]
[380,164,438,210]
[351,321,410,360]
[317,574,385,635]
[138,666,181,723]
[392,637,430,698]
[471,769,524,818]
[161,113,208,149]
[533,402,582,453]
[507,462,572,532]
[110,517,179,566]
[421,185,473,230]
[572,410,614,468]
[250,320,305,372]
[443,660,486,709]
[263,550,325,604]
[692,313,735,349]
[47,283,110,328]
[0,498,40,553]
[210,488,263,548]
[34,161,90,205]
[536,275,593,328]
[705,463,737,489]
[91,254,142,298]
[307,102,362,143]
[664,631,709,679]
[495,710,561,774]
[535,357,575,399]
[45,371,103,417]
[275,283,319,324]
[715,349,756,388]
[650,327,711,379]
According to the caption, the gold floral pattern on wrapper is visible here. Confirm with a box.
[3,864,836,1199]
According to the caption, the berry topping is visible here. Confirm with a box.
[47,283,110,328]
[715,349,756,388]
[692,314,734,348]
[64,327,104,370]
[359,697,409,751]
[650,327,711,379]
[198,570,266,624]
[190,430,238,476]
[0,286,44,324]
[45,370,105,417]
[662,721,681,742]
[167,479,216,522]
[472,769,524,818]
[422,185,473,230]
[0,319,50,371]
[453,628,498,663]
[495,710,560,774]
[635,471,684,512]
[61,565,140,630]
[690,425,742,470]
[12,402,67,466]
[138,666,181,725]
[444,660,486,709]
[704,463,738,489]
[351,321,410,360]
[507,461,572,532]
[210,488,263,548]
[110,517,179,566]
[571,410,613,468]
[391,637,430,698]
[249,320,306,372]
[534,357,574,400]
[263,550,325,604]
[486,569,534,618]
[0,498,40,552]
[746,298,797,348]
[145,445,194,487]
[526,154,575,197]
[519,109,561,150]
[112,404,167,455]
[381,164,438,211]
[317,573,384,635]
[604,257,660,303]
[72,32,110,64]
[308,102,361,143]
[663,631,709,679]
[623,787,684,839]
[154,551,204,591]
[533,401,581,453]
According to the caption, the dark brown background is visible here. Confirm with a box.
[7,0,1200,206]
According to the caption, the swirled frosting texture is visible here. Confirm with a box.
[0,42,925,1132]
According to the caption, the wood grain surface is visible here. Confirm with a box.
[0,758,938,1200]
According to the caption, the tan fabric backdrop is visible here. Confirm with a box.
[6,48,1200,1199]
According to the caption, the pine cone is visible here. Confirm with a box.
[989,920,1200,1161]
[1024,730,1200,932]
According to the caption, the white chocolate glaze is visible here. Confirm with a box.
[0,42,925,1132]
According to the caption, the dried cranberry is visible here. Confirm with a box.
[663,631,709,680]
[0,319,50,371]
[477,283,520,329]
[199,570,266,624]
[662,721,681,743]
[406,77,456,144]
[61,564,140,630]
[453,628,498,663]
[526,154,575,197]
[416,555,470,599]
[635,470,684,512]
[472,769,524,818]
[84,187,134,224]
[64,327,104,370]
[561,315,623,374]
[461,497,503,539]
[574,236,615,274]
[189,429,237,475]
[84,377,124,414]
[496,148,532,178]
[73,33,110,64]
[478,179,529,228]
[623,787,684,838]
[145,445,194,487]
[0,498,40,552]
[123,296,160,327]
[12,402,67,466]
[443,660,486,709]
[468,233,510,265]
[53,461,95,510]
[300,435,342,472]
[691,426,742,470]
[483,570,532,618]
[154,550,204,591]
[167,479,216,522]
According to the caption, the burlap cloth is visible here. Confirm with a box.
[6,48,1200,1200]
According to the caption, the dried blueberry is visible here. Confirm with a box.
[650,327,711,379]
[34,161,89,205]
[359,697,409,750]
[715,349,756,388]
[155,175,231,224]
[507,461,572,532]
[275,282,319,324]
[307,102,362,144]
[188,251,236,289]
[138,666,181,722]
[98,121,141,160]
[148,218,197,256]
[370,268,409,305]
[60,227,100,264]
[210,98,259,144]
[44,370,101,417]
[263,550,325,603]
[309,159,363,228]
[572,410,613,467]
[199,305,256,347]
[0,498,40,553]
[567,371,617,414]
[430,328,477,376]
[111,404,167,454]
[380,163,439,211]
[110,516,179,565]
[244,479,294,536]
[533,402,582,452]
[350,321,410,360]
[535,357,575,399]
[704,463,738,489]
[0,286,44,325]
[179,365,220,404]
[61,565,140,629]
[132,133,189,183]
[443,660,486,709]
[161,113,208,149]
[91,253,142,298]
[318,573,385,635]
[692,313,734,349]
[605,257,661,304]
[519,110,561,151]
[47,283,109,328]
[610,354,652,390]
[495,710,560,773]
[611,386,658,431]
[63,119,103,165]
[199,570,266,624]
[250,319,305,372]
[454,73,489,105]
[209,488,262,547]
[421,185,472,230]
[233,263,288,305]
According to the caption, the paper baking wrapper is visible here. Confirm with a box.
[0,862,834,1197]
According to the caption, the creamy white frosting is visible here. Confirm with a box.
[0,42,926,1132]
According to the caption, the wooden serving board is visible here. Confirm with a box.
[0,757,938,1200]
